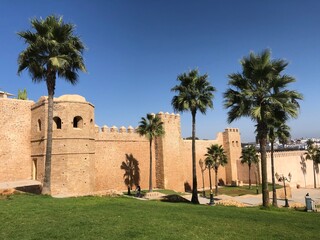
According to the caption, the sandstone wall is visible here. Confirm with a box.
[157,113,185,192]
[0,98,34,182]
[236,150,318,188]
[94,127,153,192]
[180,139,223,191]
[223,128,242,185]
[266,150,316,188]
[4,94,316,197]
[31,95,96,196]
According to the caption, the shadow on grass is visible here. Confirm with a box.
[160,194,191,203]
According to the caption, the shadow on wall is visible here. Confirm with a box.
[300,155,307,188]
[218,178,225,186]
[120,154,140,195]
[184,181,191,192]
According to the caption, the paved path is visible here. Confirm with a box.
[0,180,42,190]
[184,188,320,206]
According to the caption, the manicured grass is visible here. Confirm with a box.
[0,194,318,240]
[203,184,283,197]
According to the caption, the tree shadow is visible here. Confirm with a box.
[160,194,190,203]
[120,154,140,195]
[184,181,191,192]
[300,154,307,187]
[218,178,225,186]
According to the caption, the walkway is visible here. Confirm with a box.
[184,188,320,207]
[0,180,42,190]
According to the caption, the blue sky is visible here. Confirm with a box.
[1,0,319,142]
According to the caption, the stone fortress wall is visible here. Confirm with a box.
[0,94,317,196]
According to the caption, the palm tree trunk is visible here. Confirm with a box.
[215,167,218,196]
[260,135,269,207]
[42,76,56,195]
[208,166,212,195]
[208,166,214,204]
[191,111,199,204]
[149,139,153,192]
[313,161,317,188]
[248,164,251,189]
[271,141,277,207]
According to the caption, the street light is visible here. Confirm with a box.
[275,172,292,207]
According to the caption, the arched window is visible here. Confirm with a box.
[73,116,83,129]
[53,117,62,129]
[37,119,41,132]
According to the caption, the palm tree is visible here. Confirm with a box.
[171,69,216,204]
[205,144,228,196]
[277,124,290,148]
[240,145,259,189]
[269,121,290,206]
[136,114,165,192]
[224,49,303,207]
[17,15,86,194]
[304,140,320,188]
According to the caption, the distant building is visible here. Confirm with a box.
[0,90,14,99]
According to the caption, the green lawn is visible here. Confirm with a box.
[0,193,318,240]
[202,184,283,197]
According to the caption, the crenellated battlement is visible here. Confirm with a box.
[225,128,239,133]
[96,125,137,134]
[156,112,180,120]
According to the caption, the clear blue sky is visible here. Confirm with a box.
[1,0,319,142]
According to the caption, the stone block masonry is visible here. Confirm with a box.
[4,94,311,197]
[0,98,34,182]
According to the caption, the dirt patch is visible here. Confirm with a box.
[0,189,15,195]
[216,199,247,207]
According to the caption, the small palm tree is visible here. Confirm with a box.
[205,144,228,196]
[240,145,259,189]
[136,114,165,192]
[224,49,303,207]
[204,156,214,204]
[171,68,216,204]
[304,140,320,188]
[17,15,86,194]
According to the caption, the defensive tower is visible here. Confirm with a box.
[31,95,95,196]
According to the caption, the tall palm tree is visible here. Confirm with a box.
[224,49,303,207]
[17,15,86,194]
[240,145,259,189]
[304,140,320,188]
[205,144,228,196]
[136,114,165,192]
[269,121,290,207]
[171,69,216,204]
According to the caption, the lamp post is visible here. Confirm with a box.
[275,172,292,207]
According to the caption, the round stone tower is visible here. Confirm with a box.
[31,94,95,196]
